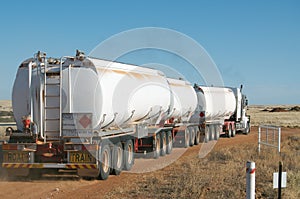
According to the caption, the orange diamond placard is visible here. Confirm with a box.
[79,114,92,129]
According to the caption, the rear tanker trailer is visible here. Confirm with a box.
[191,85,250,141]
[0,50,250,180]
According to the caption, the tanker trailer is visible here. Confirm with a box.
[166,78,200,148]
[190,85,236,141]
[190,84,250,142]
[2,51,174,179]
[1,50,200,180]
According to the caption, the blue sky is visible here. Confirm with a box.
[0,0,299,104]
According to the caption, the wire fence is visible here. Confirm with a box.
[258,125,281,153]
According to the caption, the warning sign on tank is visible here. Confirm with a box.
[62,113,93,137]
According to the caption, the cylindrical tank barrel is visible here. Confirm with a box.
[167,78,198,122]
[61,58,173,129]
[194,86,236,121]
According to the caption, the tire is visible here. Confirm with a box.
[232,124,236,137]
[111,141,123,175]
[98,143,111,180]
[166,131,173,154]
[123,139,134,171]
[244,123,250,134]
[210,125,215,141]
[153,134,161,159]
[205,126,209,143]
[184,128,190,148]
[214,125,220,140]
[228,125,232,138]
[189,127,195,146]
[194,127,201,145]
[160,132,167,156]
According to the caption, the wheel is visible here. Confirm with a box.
[228,125,232,138]
[123,139,134,171]
[184,128,190,148]
[111,141,123,175]
[214,125,220,140]
[166,131,173,154]
[160,132,167,156]
[210,125,215,141]
[189,127,195,146]
[194,127,201,145]
[205,126,209,143]
[243,123,250,134]
[98,143,111,180]
[153,134,161,159]
[232,124,236,137]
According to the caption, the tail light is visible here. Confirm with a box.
[199,112,205,118]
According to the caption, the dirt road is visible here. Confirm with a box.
[0,127,299,199]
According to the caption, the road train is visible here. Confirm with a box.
[0,50,250,180]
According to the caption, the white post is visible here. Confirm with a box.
[246,161,255,199]
[278,127,281,153]
[258,127,261,153]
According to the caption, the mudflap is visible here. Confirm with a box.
[6,168,30,177]
[78,168,99,178]
[173,129,186,148]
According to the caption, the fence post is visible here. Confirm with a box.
[246,161,255,199]
[278,161,282,199]
[258,127,261,153]
[278,128,281,153]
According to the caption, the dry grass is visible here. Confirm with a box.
[104,135,300,199]
[0,100,14,140]
[248,105,300,128]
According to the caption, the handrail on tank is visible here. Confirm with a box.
[121,110,136,125]
[135,108,153,122]
[144,107,162,121]
[101,113,118,129]
[33,52,46,141]
[58,56,76,137]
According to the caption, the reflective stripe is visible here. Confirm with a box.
[66,164,97,169]
[2,163,97,169]
[2,163,43,168]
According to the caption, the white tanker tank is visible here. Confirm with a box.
[191,86,237,123]
[167,78,197,122]
[12,56,199,132]
[62,58,177,129]
[13,58,175,130]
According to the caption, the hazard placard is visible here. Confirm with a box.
[62,113,93,137]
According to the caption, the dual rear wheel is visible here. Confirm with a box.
[154,131,173,159]
[98,139,134,180]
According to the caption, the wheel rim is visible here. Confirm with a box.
[185,129,189,146]
[156,137,160,154]
[102,149,109,173]
[205,127,209,141]
[190,128,194,144]
[163,135,167,152]
[127,143,133,164]
[229,126,232,137]
[117,146,122,168]
[168,133,172,150]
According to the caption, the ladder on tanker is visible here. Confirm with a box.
[43,64,62,141]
